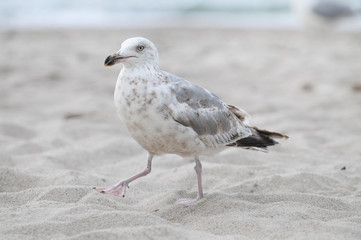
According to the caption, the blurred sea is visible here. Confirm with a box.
[0,0,360,29]
[0,0,296,29]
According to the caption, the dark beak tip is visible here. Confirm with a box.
[104,55,112,66]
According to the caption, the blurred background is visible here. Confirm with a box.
[1,0,361,30]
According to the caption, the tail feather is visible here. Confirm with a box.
[229,127,288,151]
[253,127,289,140]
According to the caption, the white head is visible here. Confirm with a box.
[104,37,159,68]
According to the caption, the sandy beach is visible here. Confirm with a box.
[1,28,361,239]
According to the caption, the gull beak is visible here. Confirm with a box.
[104,53,122,67]
[104,53,136,67]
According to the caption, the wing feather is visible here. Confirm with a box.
[164,72,251,148]
[227,104,251,125]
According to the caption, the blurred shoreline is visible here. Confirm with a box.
[1,0,361,31]
[1,17,361,32]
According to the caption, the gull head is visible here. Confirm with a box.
[104,37,159,68]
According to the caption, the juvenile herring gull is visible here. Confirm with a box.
[94,37,288,206]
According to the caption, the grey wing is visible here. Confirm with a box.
[312,1,354,18]
[164,72,251,148]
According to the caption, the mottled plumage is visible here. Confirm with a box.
[166,72,251,149]
[95,37,288,206]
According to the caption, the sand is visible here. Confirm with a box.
[1,28,361,240]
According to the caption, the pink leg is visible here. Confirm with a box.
[177,156,203,206]
[195,157,203,199]
[94,154,153,197]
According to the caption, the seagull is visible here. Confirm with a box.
[94,37,288,206]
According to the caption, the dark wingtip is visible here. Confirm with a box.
[232,127,286,150]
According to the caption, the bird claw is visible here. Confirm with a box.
[94,181,129,197]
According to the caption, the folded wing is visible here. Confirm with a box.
[165,72,251,148]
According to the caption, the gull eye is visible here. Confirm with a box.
[137,45,145,52]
